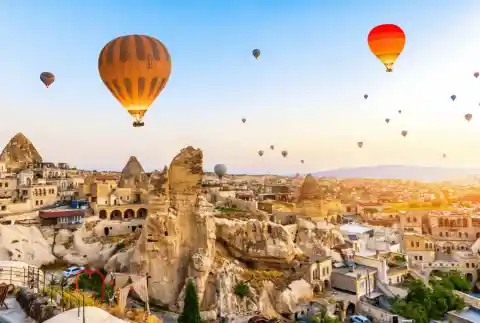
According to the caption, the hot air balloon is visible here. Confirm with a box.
[214,164,227,179]
[465,113,473,122]
[258,150,264,157]
[40,72,55,88]
[242,118,247,124]
[385,118,390,123]
[98,35,172,127]
[252,49,261,59]
[301,160,304,164]
[474,72,479,78]
[357,141,363,148]
[364,94,369,99]
[401,130,408,137]
[270,145,274,150]
[281,150,288,158]
[367,24,406,72]
[398,110,402,114]
[443,153,446,158]
[451,95,456,101]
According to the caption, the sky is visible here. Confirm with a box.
[1,1,480,174]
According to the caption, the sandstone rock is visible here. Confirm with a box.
[295,218,344,257]
[0,132,42,170]
[149,166,168,194]
[0,225,55,267]
[298,174,320,202]
[275,279,313,314]
[215,218,297,265]
[118,156,149,190]
[129,146,216,310]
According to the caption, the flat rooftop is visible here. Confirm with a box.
[449,306,480,323]
[339,223,373,235]
[333,265,377,278]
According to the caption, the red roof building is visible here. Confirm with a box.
[39,210,85,226]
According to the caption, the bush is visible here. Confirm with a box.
[234,281,250,298]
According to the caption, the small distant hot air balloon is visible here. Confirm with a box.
[98,34,172,127]
[281,150,288,158]
[398,110,402,114]
[301,160,304,164]
[443,153,447,158]
[474,72,479,78]
[252,49,261,59]
[357,141,363,148]
[385,118,390,123]
[241,118,246,124]
[465,113,473,122]
[258,150,264,157]
[364,94,369,99]
[40,72,55,88]
[214,164,227,179]
[367,24,406,72]
[270,145,275,150]
[451,95,456,101]
[401,130,408,137]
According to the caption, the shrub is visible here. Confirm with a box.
[234,281,250,298]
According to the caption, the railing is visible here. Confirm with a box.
[0,265,88,323]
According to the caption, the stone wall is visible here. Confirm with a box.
[16,288,62,323]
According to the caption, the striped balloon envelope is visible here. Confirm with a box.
[98,35,172,127]
[367,24,406,72]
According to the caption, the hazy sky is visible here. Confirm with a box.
[1,1,480,173]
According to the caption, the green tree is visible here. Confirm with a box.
[179,279,201,323]
[392,278,466,321]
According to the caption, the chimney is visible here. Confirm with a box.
[375,250,380,259]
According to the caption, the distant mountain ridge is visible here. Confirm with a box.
[311,165,480,182]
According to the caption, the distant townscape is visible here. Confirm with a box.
[0,132,478,323]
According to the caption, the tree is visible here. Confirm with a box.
[392,278,466,321]
[179,279,201,323]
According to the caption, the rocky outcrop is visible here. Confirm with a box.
[0,132,42,170]
[129,146,216,310]
[215,218,297,266]
[295,218,344,257]
[298,174,320,202]
[118,156,149,189]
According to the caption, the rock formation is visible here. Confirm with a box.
[118,156,149,189]
[0,132,42,170]
[129,146,216,309]
[215,218,297,266]
[298,174,321,202]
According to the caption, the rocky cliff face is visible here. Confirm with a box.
[129,147,216,309]
[0,132,42,170]
[215,218,297,265]
[118,156,149,189]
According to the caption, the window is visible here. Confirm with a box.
[413,217,417,222]
[419,256,423,260]
[0,183,2,188]
[0,206,5,211]
[465,233,469,238]
[410,241,414,247]
[440,232,443,237]
[414,256,418,260]
[459,232,462,238]
[35,200,38,206]
[446,232,449,237]
[407,217,411,222]
[416,242,420,247]
[467,263,470,268]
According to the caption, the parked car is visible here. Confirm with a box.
[62,266,85,278]
[349,315,372,323]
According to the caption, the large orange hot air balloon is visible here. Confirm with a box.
[98,35,172,127]
[368,24,406,72]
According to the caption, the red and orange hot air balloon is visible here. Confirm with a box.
[368,24,406,72]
